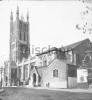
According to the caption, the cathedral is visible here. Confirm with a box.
[9,6,30,86]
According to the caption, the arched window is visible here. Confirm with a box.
[84,55,91,65]
[85,56,90,64]
[20,32,21,40]
[24,32,26,41]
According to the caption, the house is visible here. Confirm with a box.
[29,38,92,88]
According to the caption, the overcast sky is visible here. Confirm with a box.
[0,1,92,66]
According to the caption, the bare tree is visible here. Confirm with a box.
[76,0,92,34]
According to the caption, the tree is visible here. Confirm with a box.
[76,0,92,34]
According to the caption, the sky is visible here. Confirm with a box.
[0,1,92,66]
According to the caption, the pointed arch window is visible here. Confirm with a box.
[20,32,21,40]
[24,32,26,41]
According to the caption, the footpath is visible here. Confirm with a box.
[25,85,92,93]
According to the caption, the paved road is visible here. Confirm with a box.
[0,87,92,100]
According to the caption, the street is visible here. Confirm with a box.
[0,87,92,100]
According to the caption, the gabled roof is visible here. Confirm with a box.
[36,38,91,56]
[61,38,91,51]
[31,58,56,76]
[31,65,43,77]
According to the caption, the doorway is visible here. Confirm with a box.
[33,73,36,86]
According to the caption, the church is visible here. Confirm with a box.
[6,6,30,86]
[3,6,92,88]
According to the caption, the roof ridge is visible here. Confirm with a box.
[61,38,90,51]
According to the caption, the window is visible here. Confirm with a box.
[20,32,21,40]
[53,69,58,77]
[85,56,90,64]
[24,65,28,80]
[25,65,28,79]
[24,32,26,41]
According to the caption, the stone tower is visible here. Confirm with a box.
[10,6,30,64]
[9,6,30,85]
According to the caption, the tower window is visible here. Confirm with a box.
[24,32,26,41]
[20,32,21,40]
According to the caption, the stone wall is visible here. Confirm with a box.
[41,59,68,88]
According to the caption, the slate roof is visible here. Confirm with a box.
[36,38,91,56]
[61,38,91,51]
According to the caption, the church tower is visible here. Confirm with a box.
[9,6,30,85]
[10,6,30,64]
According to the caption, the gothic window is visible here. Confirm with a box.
[53,69,58,78]
[20,32,21,40]
[23,65,28,80]
[85,55,91,64]
[25,65,28,79]
[24,32,26,41]
[19,67,21,79]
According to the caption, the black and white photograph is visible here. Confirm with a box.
[0,0,92,100]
